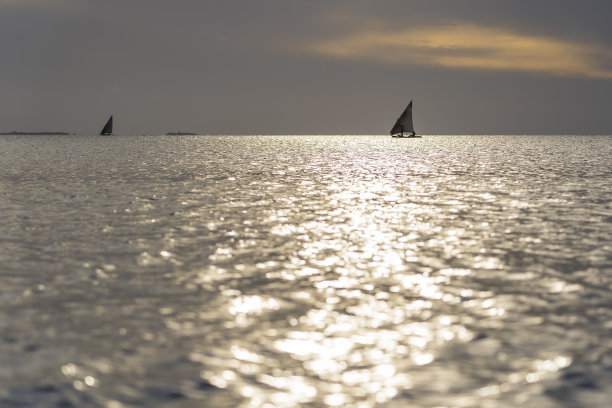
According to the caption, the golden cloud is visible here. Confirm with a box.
[308,24,612,79]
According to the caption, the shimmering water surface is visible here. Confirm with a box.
[1,135,611,408]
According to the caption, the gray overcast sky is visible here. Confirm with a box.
[2,0,612,135]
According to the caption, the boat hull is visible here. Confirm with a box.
[391,135,422,138]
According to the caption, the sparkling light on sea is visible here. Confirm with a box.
[1,134,611,407]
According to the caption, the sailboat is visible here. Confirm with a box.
[99,115,113,136]
[390,101,420,138]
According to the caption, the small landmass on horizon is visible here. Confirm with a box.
[1,131,71,136]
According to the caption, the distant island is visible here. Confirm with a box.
[1,131,70,135]
[165,132,197,136]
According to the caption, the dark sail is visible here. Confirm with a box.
[390,101,415,136]
[100,115,113,135]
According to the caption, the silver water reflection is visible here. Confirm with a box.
[1,135,611,407]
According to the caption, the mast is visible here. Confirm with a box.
[100,115,113,136]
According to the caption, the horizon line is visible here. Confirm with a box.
[3,132,611,137]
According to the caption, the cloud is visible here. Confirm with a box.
[308,23,612,79]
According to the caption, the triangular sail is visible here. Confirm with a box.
[390,101,414,135]
[100,115,113,135]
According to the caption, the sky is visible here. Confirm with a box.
[2,0,612,135]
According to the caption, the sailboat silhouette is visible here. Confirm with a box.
[390,101,420,138]
[100,115,113,136]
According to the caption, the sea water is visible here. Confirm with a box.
[1,134,611,408]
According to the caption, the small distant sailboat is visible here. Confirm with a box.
[390,101,420,138]
[99,115,113,136]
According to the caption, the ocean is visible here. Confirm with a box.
[1,134,611,408]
